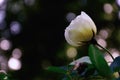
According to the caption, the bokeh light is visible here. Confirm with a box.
[12,48,22,59]
[110,48,120,58]
[105,54,113,65]
[103,3,113,14]
[0,54,8,70]
[0,10,6,23]
[10,2,22,14]
[10,21,21,35]
[0,0,4,6]
[0,21,6,30]
[24,0,35,6]
[8,57,21,70]
[0,39,11,51]
[0,70,7,74]
[99,29,109,39]
[118,11,120,20]
[66,12,76,22]
[0,0,119,79]
[66,47,77,58]
[0,0,6,10]
[116,0,120,6]
[105,48,120,65]
[97,38,107,49]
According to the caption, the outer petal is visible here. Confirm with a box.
[65,27,82,46]
[80,11,97,34]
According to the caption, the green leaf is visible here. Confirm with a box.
[46,66,67,74]
[88,44,113,78]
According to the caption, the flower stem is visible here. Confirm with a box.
[91,39,114,60]
[96,43,114,60]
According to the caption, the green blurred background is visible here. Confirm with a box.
[0,0,120,80]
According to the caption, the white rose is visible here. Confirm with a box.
[65,11,97,47]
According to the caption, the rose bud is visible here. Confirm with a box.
[65,11,97,47]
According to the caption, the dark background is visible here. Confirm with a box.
[0,0,119,80]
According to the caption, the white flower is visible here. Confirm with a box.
[65,11,97,47]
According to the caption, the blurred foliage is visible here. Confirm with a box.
[0,0,119,80]
[47,45,120,80]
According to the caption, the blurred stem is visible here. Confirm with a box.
[96,43,114,60]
